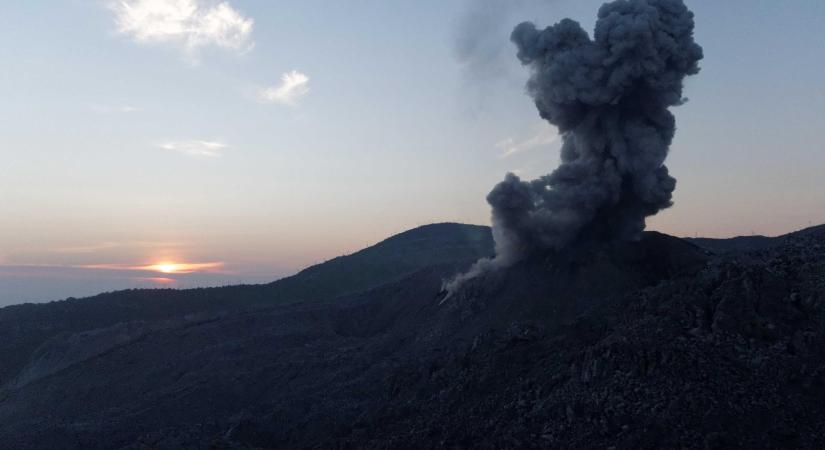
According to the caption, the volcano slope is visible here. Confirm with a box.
[0,223,493,390]
[0,225,824,448]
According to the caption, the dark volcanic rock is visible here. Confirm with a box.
[0,224,824,449]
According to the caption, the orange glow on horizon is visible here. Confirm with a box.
[81,261,225,274]
[141,262,224,274]
[136,277,176,284]
[156,264,177,274]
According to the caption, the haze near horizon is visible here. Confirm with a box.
[1,0,823,305]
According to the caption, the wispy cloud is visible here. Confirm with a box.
[109,0,254,58]
[1,262,225,275]
[3,241,188,267]
[91,104,141,114]
[1,239,224,276]
[81,261,224,274]
[135,277,176,284]
[51,241,181,254]
[160,140,227,157]
[496,124,559,158]
[257,71,310,106]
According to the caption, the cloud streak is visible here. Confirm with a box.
[0,262,224,274]
[81,261,225,274]
[51,241,182,254]
[91,104,141,114]
[109,0,254,57]
[160,140,227,157]
[258,71,310,106]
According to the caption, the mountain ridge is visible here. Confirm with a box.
[0,222,492,388]
[0,223,823,448]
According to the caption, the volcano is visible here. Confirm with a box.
[1,224,823,448]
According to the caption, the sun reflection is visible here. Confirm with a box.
[136,277,176,284]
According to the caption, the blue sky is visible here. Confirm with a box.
[0,0,824,305]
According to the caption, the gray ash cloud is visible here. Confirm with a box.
[446,0,703,294]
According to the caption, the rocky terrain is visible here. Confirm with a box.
[0,223,823,449]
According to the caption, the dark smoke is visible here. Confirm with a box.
[453,0,552,83]
[445,0,702,295]
[453,0,513,82]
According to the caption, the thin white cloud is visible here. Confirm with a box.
[91,104,141,113]
[52,241,183,254]
[496,124,559,158]
[160,140,227,157]
[109,0,254,57]
[258,71,310,106]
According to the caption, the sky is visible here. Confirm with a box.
[0,0,824,306]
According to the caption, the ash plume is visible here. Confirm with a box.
[453,0,551,83]
[445,0,703,295]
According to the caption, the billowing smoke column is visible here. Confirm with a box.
[445,0,702,295]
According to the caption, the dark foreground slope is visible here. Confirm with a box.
[0,223,492,387]
[0,225,823,448]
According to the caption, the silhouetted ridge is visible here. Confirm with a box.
[267,223,492,301]
[788,223,825,240]
[0,223,492,387]
[688,225,825,254]
[688,235,775,253]
[0,222,823,449]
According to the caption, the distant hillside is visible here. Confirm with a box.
[0,227,825,449]
[687,224,825,254]
[1,223,823,448]
[262,222,494,301]
[0,223,493,387]
[687,235,776,253]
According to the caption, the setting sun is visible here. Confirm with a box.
[79,261,225,274]
[144,262,223,274]
[153,264,179,274]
